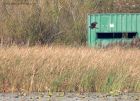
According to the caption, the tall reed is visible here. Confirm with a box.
[0,46,140,93]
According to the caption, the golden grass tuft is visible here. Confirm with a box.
[0,45,140,93]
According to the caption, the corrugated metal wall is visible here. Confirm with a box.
[88,13,140,47]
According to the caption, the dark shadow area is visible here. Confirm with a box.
[128,32,137,38]
[97,32,137,39]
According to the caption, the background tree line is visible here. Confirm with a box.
[0,0,140,46]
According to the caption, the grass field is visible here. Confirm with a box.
[0,46,140,93]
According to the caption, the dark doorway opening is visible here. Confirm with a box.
[97,32,137,39]
[97,33,113,39]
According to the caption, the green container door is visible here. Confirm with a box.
[88,13,140,47]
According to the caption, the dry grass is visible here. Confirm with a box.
[0,45,140,93]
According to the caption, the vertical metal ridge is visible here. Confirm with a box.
[116,14,117,32]
[136,14,137,34]
[130,14,132,32]
[110,14,112,32]
[99,15,102,32]
[94,15,96,45]
[121,14,122,32]
[126,14,127,32]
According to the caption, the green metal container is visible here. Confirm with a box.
[88,13,140,47]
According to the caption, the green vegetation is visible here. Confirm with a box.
[0,0,140,46]
[0,46,140,93]
[0,0,140,93]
